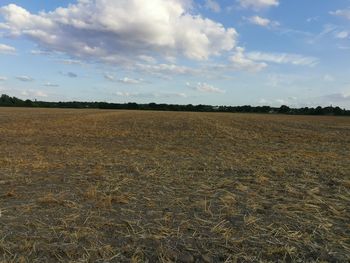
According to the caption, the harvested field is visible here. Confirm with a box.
[0,108,349,262]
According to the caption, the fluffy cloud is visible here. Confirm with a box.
[186,82,225,93]
[238,0,279,10]
[330,9,350,20]
[16,76,34,82]
[229,47,267,72]
[0,43,16,54]
[246,52,319,66]
[118,77,144,85]
[248,16,271,27]
[0,76,7,81]
[335,31,349,39]
[247,16,279,28]
[0,1,237,64]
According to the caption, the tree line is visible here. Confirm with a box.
[1,94,349,116]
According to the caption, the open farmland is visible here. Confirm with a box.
[0,108,349,262]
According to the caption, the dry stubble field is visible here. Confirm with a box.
[0,108,349,262]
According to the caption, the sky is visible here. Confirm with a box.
[0,0,349,108]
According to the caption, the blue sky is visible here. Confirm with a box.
[0,0,349,108]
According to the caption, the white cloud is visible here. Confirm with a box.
[247,16,279,28]
[205,0,221,13]
[44,82,59,87]
[335,31,349,39]
[238,0,279,10]
[248,16,271,27]
[0,1,237,63]
[259,97,299,107]
[16,75,34,82]
[306,24,340,45]
[118,77,143,85]
[330,9,350,20]
[104,73,144,84]
[21,89,48,98]
[0,43,16,54]
[229,47,267,72]
[186,82,225,93]
[275,98,286,105]
[246,51,319,66]
[0,23,10,30]
[161,92,187,98]
[0,76,7,81]
[258,98,268,104]
[57,59,84,65]
[136,63,199,77]
[116,91,136,97]
[36,91,48,97]
[30,49,52,55]
[116,91,187,98]
[306,16,319,23]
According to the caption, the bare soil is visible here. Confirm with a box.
[0,108,349,262]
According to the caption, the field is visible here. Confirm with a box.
[0,108,349,262]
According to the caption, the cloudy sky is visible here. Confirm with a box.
[0,0,349,108]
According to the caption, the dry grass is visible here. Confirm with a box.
[0,108,349,262]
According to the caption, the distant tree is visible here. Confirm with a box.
[279,105,290,114]
[314,106,324,115]
[333,107,343,115]
[0,93,349,116]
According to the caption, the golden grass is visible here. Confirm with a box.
[0,108,349,262]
